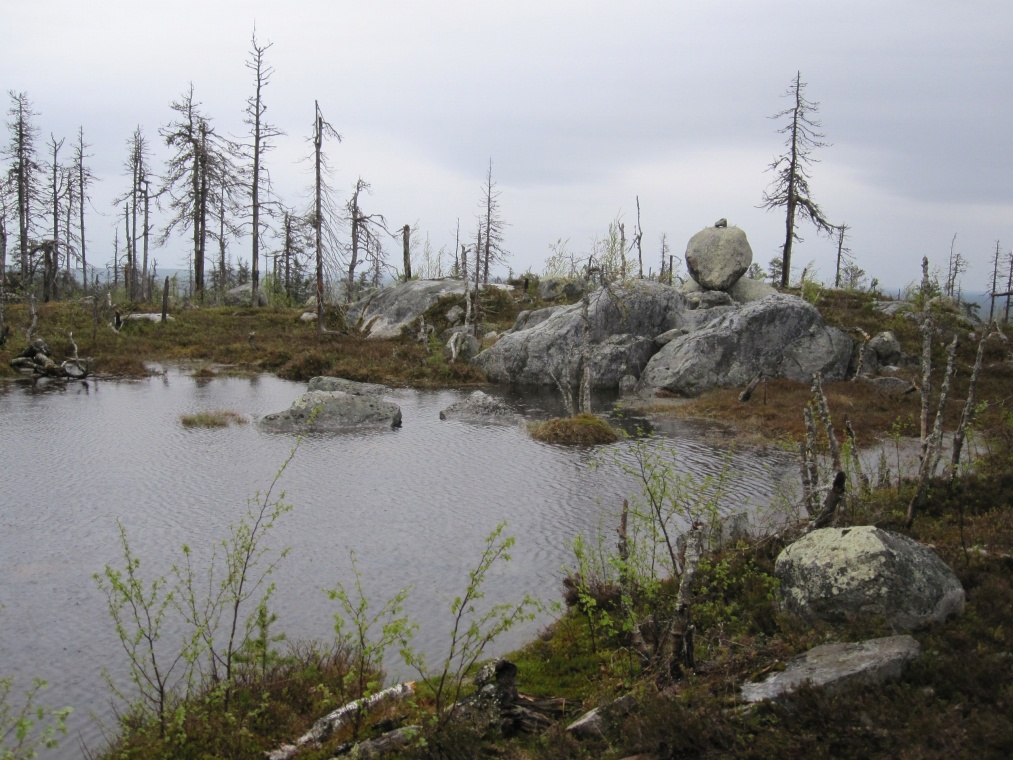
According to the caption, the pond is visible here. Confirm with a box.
[0,368,795,758]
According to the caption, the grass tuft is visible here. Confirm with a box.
[180,410,248,428]
[529,414,620,445]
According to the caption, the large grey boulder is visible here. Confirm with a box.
[346,279,466,339]
[740,635,920,704]
[685,225,753,291]
[776,526,965,630]
[223,282,269,307]
[473,280,685,389]
[637,294,853,396]
[259,390,402,432]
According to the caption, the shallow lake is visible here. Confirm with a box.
[0,368,795,757]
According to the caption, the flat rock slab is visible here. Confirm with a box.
[307,376,389,396]
[259,390,402,433]
[741,635,920,704]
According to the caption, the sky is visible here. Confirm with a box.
[4,0,1012,294]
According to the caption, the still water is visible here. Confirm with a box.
[0,368,793,757]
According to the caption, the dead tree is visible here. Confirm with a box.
[760,72,835,288]
[245,29,283,309]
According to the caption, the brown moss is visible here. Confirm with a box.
[529,414,620,445]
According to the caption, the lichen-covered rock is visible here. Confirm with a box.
[637,294,852,396]
[740,635,920,704]
[259,390,402,432]
[685,225,753,290]
[775,526,965,630]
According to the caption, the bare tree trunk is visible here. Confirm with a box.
[989,241,1000,323]
[619,222,626,281]
[142,180,150,301]
[314,102,324,337]
[161,276,169,323]
[402,224,412,282]
[906,334,959,528]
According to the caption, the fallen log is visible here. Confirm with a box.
[10,335,91,379]
[266,681,415,760]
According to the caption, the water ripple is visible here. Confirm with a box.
[0,370,793,758]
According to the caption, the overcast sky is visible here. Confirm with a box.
[5,0,1012,294]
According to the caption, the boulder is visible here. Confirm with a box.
[445,304,465,326]
[346,279,467,339]
[538,276,588,302]
[307,376,389,396]
[443,332,482,362]
[259,390,402,433]
[864,330,903,373]
[740,635,920,704]
[775,526,965,630]
[474,280,685,389]
[222,282,269,307]
[637,294,852,396]
[439,390,517,423]
[685,225,753,291]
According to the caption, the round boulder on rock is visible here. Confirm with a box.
[776,526,965,630]
[685,224,753,291]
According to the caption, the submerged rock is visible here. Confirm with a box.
[439,390,517,423]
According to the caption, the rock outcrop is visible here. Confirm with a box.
[775,526,965,630]
[740,635,920,704]
[346,279,467,339]
[222,282,269,307]
[637,294,853,396]
[473,280,685,389]
[259,390,402,433]
[683,276,779,304]
[685,224,753,290]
